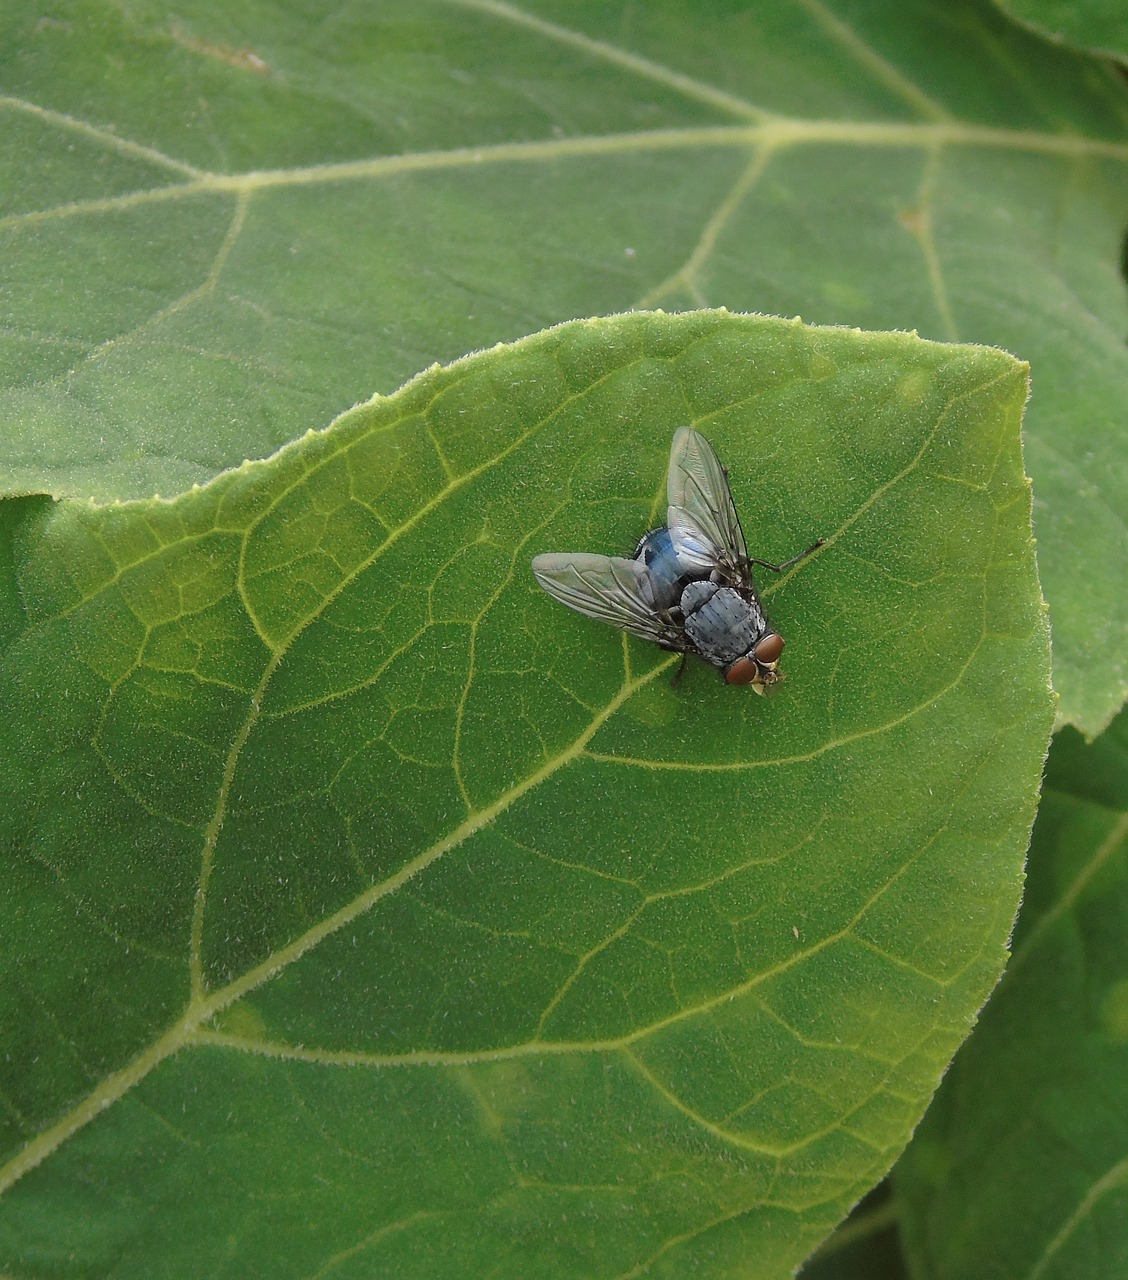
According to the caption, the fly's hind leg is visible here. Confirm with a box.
[670,652,689,688]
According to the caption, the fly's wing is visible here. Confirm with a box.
[666,425,748,578]
[531,552,685,649]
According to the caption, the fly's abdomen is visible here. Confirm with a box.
[680,581,764,665]
[635,526,700,611]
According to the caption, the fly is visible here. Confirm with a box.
[531,426,822,691]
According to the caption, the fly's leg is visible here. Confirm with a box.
[670,652,689,688]
[745,539,824,574]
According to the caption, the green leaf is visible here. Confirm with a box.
[0,311,1052,1277]
[991,0,1128,65]
[895,706,1128,1280]
[1,0,1124,731]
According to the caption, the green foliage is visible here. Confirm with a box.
[2,0,1127,1275]
[1,312,1051,1276]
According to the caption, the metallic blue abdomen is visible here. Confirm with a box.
[636,526,768,668]
[635,526,702,610]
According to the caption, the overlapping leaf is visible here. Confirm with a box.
[0,312,1052,1277]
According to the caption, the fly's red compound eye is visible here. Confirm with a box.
[725,656,760,685]
[752,633,784,665]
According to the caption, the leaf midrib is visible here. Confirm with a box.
[0,653,673,1198]
[8,753,981,1188]
[4,117,1127,238]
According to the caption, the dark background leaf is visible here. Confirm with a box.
[992,0,1128,65]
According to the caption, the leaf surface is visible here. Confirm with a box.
[896,706,1128,1280]
[0,312,1052,1277]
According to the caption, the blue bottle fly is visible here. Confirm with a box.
[532,427,822,690]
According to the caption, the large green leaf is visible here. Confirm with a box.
[1,0,1124,731]
[896,706,1128,1280]
[0,312,1051,1277]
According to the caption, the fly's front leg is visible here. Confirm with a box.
[745,539,825,574]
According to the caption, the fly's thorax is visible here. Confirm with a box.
[680,581,765,666]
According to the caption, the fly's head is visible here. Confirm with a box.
[723,632,785,694]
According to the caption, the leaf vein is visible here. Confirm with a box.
[0,93,207,178]
[1025,1155,1128,1280]
[5,119,1128,231]
[439,0,769,123]
[788,0,952,123]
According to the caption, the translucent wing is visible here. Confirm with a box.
[531,552,685,649]
[666,426,748,577]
